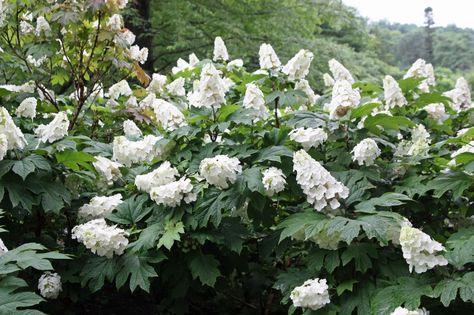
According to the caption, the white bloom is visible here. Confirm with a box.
[150,177,195,207]
[325,80,360,119]
[444,77,472,111]
[126,96,138,108]
[328,59,354,84]
[243,83,269,121]
[34,111,69,143]
[383,75,407,108]
[129,45,148,64]
[390,306,429,315]
[399,225,448,273]
[72,218,129,258]
[213,36,229,61]
[135,161,179,193]
[15,97,37,119]
[262,167,286,196]
[78,194,123,221]
[147,73,167,94]
[114,29,135,46]
[352,138,381,166]
[0,81,35,93]
[121,120,141,140]
[38,272,62,299]
[0,237,8,254]
[20,21,34,34]
[449,140,474,166]
[0,107,27,150]
[166,77,186,97]
[93,156,122,185]
[112,135,162,167]
[282,49,313,81]
[35,16,50,35]
[107,14,123,30]
[323,73,335,87]
[188,53,200,67]
[108,80,132,100]
[293,150,349,211]
[289,127,327,151]
[151,99,187,131]
[395,125,431,157]
[404,59,435,93]
[423,103,449,124]
[26,55,47,67]
[172,58,190,74]
[259,43,281,70]
[295,79,319,105]
[0,135,7,161]
[199,155,242,189]
[227,59,243,69]
[290,278,330,311]
[193,63,227,108]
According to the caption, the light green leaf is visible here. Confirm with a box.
[157,221,185,250]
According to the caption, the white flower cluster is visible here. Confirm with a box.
[227,59,243,69]
[0,237,8,254]
[107,14,123,30]
[282,49,313,81]
[114,29,135,47]
[383,75,407,108]
[38,272,62,299]
[289,127,328,151]
[352,138,381,166]
[199,155,242,189]
[293,150,349,211]
[108,80,132,100]
[423,103,449,124]
[147,73,167,94]
[259,43,281,70]
[112,134,162,167]
[0,107,27,153]
[130,45,148,64]
[213,36,229,61]
[243,83,269,121]
[190,63,228,109]
[151,99,187,131]
[295,79,319,105]
[35,16,51,36]
[262,167,286,196]
[166,77,186,97]
[329,59,354,84]
[290,278,330,311]
[135,161,195,207]
[323,73,335,87]
[399,225,448,273]
[395,124,431,157]
[72,218,129,258]
[34,111,69,143]
[16,97,37,119]
[172,53,199,74]
[78,194,123,221]
[326,80,360,119]
[444,77,472,111]
[93,156,123,185]
[123,119,142,139]
[390,306,429,315]
[404,59,435,93]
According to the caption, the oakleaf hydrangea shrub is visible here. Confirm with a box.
[0,0,473,314]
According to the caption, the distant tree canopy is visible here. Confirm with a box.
[124,0,474,90]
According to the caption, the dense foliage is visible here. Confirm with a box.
[0,1,473,315]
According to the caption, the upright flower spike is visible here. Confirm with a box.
[295,79,319,105]
[423,103,449,124]
[242,83,269,121]
[404,58,435,93]
[325,80,360,119]
[258,43,281,70]
[383,75,407,108]
[213,36,229,62]
[444,77,472,111]
[193,63,227,108]
[282,49,313,81]
[290,278,330,311]
[352,138,381,166]
[262,167,286,196]
[0,107,27,150]
[328,59,354,84]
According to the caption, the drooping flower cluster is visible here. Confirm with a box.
[383,75,407,108]
[190,63,228,108]
[213,36,229,62]
[399,225,448,273]
[390,306,429,315]
[34,111,69,143]
[423,103,449,124]
[329,59,354,84]
[93,156,123,185]
[258,43,281,70]
[135,161,195,207]
[282,49,314,81]
[0,107,27,152]
[404,58,435,93]
[261,167,286,196]
[78,194,123,221]
[38,272,62,299]
[72,218,129,258]
[289,127,328,151]
[325,80,361,119]
[444,77,472,111]
[290,278,330,311]
[293,150,349,211]
[243,83,269,121]
[395,124,431,157]
[151,99,187,131]
[112,134,162,166]
[199,155,242,189]
[352,138,381,166]
[295,79,319,105]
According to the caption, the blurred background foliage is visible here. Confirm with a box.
[123,0,474,93]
